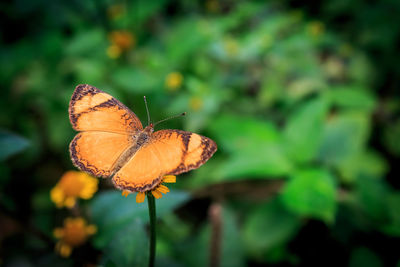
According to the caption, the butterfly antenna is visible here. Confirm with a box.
[153,112,186,127]
[143,96,151,125]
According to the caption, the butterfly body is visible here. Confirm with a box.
[69,84,217,193]
[136,125,153,146]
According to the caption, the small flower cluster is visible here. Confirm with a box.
[51,171,98,208]
[107,30,135,59]
[50,171,98,257]
[165,72,184,91]
[50,170,178,257]
[54,217,97,257]
[122,175,177,203]
[307,21,325,37]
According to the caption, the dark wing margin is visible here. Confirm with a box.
[152,129,217,176]
[69,84,143,133]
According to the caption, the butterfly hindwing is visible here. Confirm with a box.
[70,131,133,177]
[112,130,217,192]
[112,142,164,192]
[69,84,143,133]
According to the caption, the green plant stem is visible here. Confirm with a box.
[147,193,156,267]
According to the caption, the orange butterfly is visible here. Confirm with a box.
[68,84,217,193]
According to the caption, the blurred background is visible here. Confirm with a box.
[1,0,400,266]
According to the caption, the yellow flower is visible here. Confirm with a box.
[107,30,135,59]
[189,96,204,111]
[50,171,98,208]
[323,56,345,80]
[224,37,239,56]
[307,21,325,37]
[107,45,122,59]
[109,31,134,50]
[165,72,183,91]
[121,175,176,203]
[53,217,97,257]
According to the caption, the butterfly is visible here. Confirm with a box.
[68,84,217,193]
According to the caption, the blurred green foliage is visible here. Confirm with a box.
[1,0,400,266]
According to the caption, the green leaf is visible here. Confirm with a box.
[216,146,292,179]
[164,19,211,65]
[47,111,73,151]
[73,59,106,85]
[0,130,30,161]
[348,53,373,85]
[283,96,328,164]
[286,78,326,101]
[112,67,160,93]
[281,168,337,222]
[220,207,246,267]
[105,219,149,267]
[349,247,383,267]
[381,193,400,236]
[318,112,370,167]
[90,190,189,248]
[207,115,292,178]
[243,199,299,260]
[209,115,280,153]
[337,151,388,183]
[383,119,400,156]
[65,29,106,56]
[355,176,388,221]
[126,0,168,25]
[328,85,376,111]
[259,73,284,107]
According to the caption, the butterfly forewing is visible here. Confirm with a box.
[69,84,143,134]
